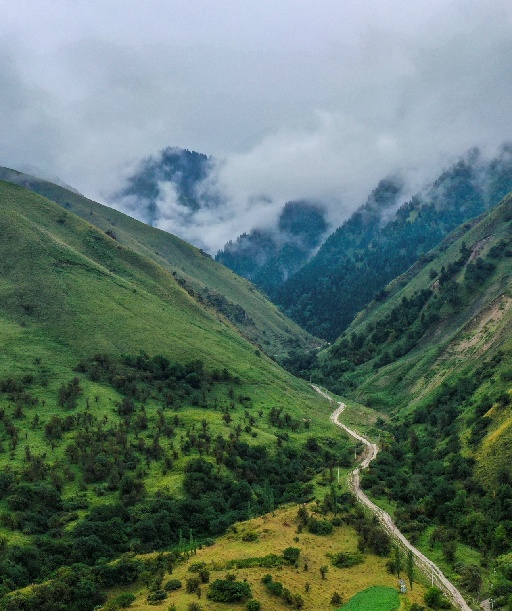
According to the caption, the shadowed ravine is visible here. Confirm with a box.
[312,385,473,611]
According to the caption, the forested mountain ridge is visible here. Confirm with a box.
[276,146,512,341]
[216,200,329,296]
[111,146,212,225]
[309,192,512,604]
[0,166,321,360]
[109,146,332,291]
[0,181,345,609]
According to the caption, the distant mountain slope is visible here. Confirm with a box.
[319,191,512,417]
[216,200,328,296]
[0,167,321,359]
[276,146,512,341]
[111,146,212,225]
[110,146,331,294]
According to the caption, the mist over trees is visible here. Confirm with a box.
[276,146,512,340]
[216,200,328,296]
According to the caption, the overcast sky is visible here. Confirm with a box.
[2,0,512,250]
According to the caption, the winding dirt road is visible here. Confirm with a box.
[312,385,473,611]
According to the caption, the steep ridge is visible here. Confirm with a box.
[0,167,321,360]
[313,192,512,606]
[216,200,329,296]
[277,147,512,340]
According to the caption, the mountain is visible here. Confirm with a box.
[110,146,213,226]
[311,191,512,599]
[216,200,328,296]
[110,146,331,292]
[0,180,345,609]
[0,166,321,360]
[276,146,512,341]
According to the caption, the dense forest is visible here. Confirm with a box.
[276,146,512,340]
[216,200,328,296]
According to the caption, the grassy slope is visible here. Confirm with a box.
[102,504,427,611]
[339,587,400,611]
[0,181,337,496]
[321,192,512,486]
[0,168,321,359]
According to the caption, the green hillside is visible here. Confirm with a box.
[276,148,512,341]
[0,167,321,360]
[0,181,347,609]
[314,192,512,604]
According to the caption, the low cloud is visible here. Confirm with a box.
[1,1,512,251]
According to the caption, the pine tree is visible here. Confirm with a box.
[406,549,414,590]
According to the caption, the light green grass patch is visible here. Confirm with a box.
[339,586,400,611]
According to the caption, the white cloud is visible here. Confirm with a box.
[0,1,512,251]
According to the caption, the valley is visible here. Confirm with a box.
[3,3,512,609]
[0,170,511,610]
[315,385,471,611]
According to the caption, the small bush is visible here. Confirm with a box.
[308,517,333,535]
[146,590,167,604]
[424,587,451,609]
[242,531,259,542]
[330,591,343,605]
[112,593,136,608]
[186,577,201,594]
[283,547,301,564]
[267,580,284,597]
[329,551,364,568]
[198,569,210,583]
[283,588,294,604]
[246,601,261,611]
[207,579,252,602]
[164,579,182,591]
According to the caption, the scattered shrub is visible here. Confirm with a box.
[424,586,451,609]
[207,578,252,602]
[186,577,201,594]
[164,579,182,591]
[146,589,167,604]
[283,546,301,565]
[308,517,333,535]
[329,551,364,568]
[112,592,136,607]
[198,568,210,583]
[330,591,343,605]
[242,531,259,542]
